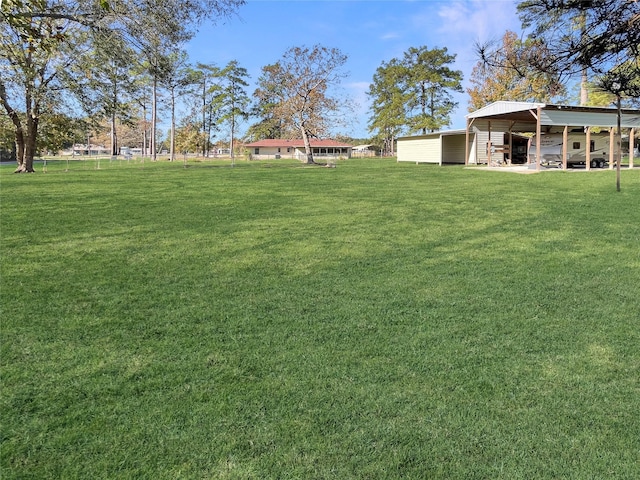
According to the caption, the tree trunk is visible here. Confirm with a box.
[300,124,314,164]
[111,69,118,156]
[1,82,29,171]
[110,111,118,156]
[151,76,157,161]
[170,88,175,161]
[580,68,588,106]
[202,80,207,157]
[16,90,38,172]
[15,130,25,169]
[579,17,588,107]
[16,115,37,172]
[230,114,235,166]
[206,104,213,157]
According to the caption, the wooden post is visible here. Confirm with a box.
[616,94,622,191]
[609,128,615,170]
[487,120,492,166]
[562,125,568,170]
[536,107,541,171]
[508,131,513,165]
[585,127,591,171]
[630,128,635,169]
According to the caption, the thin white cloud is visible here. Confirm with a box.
[437,0,519,45]
[381,32,400,40]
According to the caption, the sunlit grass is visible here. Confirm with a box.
[2,159,639,478]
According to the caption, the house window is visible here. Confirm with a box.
[572,142,580,149]
[277,147,281,152]
[254,148,259,154]
[287,147,291,153]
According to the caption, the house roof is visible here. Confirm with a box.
[245,139,352,148]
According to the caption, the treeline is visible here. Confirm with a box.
[2,0,639,172]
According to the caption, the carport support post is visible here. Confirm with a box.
[535,106,541,171]
[487,120,492,166]
[616,94,622,192]
[609,128,615,170]
[562,126,568,170]
[630,129,636,168]
[586,127,591,171]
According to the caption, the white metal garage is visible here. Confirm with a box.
[397,129,473,165]
[397,129,508,165]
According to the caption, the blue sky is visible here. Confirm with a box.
[186,0,523,139]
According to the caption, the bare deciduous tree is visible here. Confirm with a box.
[258,45,349,164]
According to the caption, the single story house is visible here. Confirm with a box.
[245,139,352,160]
[67,144,110,156]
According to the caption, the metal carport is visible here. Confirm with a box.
[465,101,640,171]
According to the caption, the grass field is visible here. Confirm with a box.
[2,158,639,478]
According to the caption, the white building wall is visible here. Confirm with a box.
[471,129,506,164]
[249,146,296,159]
[442,135,466,164]
[397,136,442,164]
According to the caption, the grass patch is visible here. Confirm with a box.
[2,159,639,478]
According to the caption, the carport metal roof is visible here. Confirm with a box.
[466,101,640,132]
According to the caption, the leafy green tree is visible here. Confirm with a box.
[213,60,250,163]
[368,46,463,140]
[194,62,222,156]
[0,3,87,171]
[37,113,86,154]
[0,112,17,161]
[174,116,205,161]
[247,64,286,141]
[401,46,463,134]
[129,68,153,157]
[1,0,245,172]
[2,0,245,42]
[158,50,199,161]
[367,59,406,156]
[66,33,139,155]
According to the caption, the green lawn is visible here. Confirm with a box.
[2,158,639,479]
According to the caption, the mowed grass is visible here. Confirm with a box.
[1,158,639,479]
